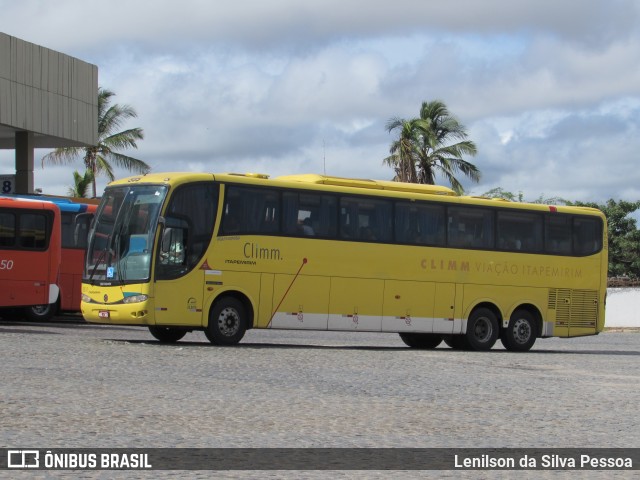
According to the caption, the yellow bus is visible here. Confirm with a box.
[81,172,607,352]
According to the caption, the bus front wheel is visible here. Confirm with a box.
[465,308,499,351]
[205,297,247,346]
[501,310,537,352]
[399,333,443,349]
[148,326,187,343]
[444,335,471,350]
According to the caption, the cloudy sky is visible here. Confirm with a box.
[1,0,640,202]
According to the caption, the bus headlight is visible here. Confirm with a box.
[123,294,148,304]
[82,294,94,303]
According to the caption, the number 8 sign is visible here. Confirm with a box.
[1,175,15,194]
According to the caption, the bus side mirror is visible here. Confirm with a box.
[158,216,189,266]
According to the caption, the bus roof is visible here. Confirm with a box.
[275,174,458,196]
[0,196,61,211]
[106,172,457,197]
[104,172,604,219]
[2,194,94,213]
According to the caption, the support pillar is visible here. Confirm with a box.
[15,131,35,194]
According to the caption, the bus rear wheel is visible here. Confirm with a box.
[24,303,57,322]
[399,333,443,349]
[465,308,499,351]
[205,297,247,346]
[501,310,537,352]
[148,326,187,343]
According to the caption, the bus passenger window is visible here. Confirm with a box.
[222,186,280,235]
[19,213,48,249]
[497,211,542,252]
[283,192,336,238]
[0,212,15,247]
[339,197,392,242]
[545,215,572,255]
[395,203,445,246]
[221,204,240,234]
[300,217,314,236]
[448,207,493,249]
[573,217,602,256]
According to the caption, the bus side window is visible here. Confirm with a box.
[308,195,336,238]
[0,212,15,247]
[448,207,493,249]
[60,212,75,248]
[545,215,572,255]
[157,183,218,279]
[396,202,445,246]
[73,213,93,249]
[573,217,602,256]
[340,197,392,242]
[497,211,543,252]
[19,213,48,249]
[222,186,280,235]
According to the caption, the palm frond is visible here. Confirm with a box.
[103,152,151,174]
[384,100,480,190]
[42,85,150,196]
[41,147,84,167]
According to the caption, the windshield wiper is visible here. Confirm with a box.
[88,244,112,282]
[88,220,124,283]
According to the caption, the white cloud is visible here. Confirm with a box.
[1,0,640,204]
[4,0,639,54]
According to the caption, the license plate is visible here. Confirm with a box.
[98,311,110,319]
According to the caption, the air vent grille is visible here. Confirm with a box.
[549,288,598,328]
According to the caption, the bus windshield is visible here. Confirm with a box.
[84,185,168,284]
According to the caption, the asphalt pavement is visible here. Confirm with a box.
[0,315,638,479]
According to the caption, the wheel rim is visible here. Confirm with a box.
[473,316,494,343]
[511,318,532,344]
[217,307,240,337]
[31,305,51,316]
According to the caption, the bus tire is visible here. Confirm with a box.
[205,297,247,346]
[501,309,537,352]
[24,303,57,322]
[399,333,443,349]
[148,326,187,343]
[465,308,499,351]
[444,335,471,350]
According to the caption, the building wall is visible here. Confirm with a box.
[0,32,98,148]
[605,288,640,328]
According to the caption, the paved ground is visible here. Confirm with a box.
[0,314,638,479]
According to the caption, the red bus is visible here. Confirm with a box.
[0,196,97,320]
[0,197,61,320]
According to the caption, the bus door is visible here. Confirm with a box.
[152,183,219,327]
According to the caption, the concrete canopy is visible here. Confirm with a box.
[0,32,98,193]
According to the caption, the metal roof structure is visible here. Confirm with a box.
[0,32,98,193]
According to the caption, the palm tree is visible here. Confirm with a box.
[42,87,150,197]
[67,170,94,198]
[383,118,424,183]
[384,100,480,194]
